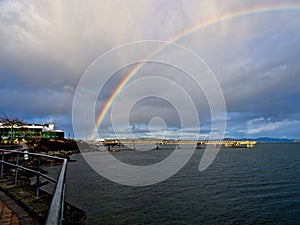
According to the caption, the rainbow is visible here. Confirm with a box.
[55,87,74,116]
[92,63,143,137]
[92,3,300,138]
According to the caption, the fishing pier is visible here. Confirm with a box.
[100,139,257,149]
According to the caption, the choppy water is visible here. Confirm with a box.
[63,143,300,225]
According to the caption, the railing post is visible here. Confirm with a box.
[35,156,41,197]
[14,153,19,185]
[0,151,4,178]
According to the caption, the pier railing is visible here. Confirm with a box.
[0,149,67,225]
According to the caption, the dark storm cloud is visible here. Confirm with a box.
[1,0,300,139]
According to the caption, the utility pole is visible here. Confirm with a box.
[85,116,88,142]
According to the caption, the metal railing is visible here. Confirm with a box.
[0,149,67,225]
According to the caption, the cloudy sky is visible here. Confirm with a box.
[1,0,300,140]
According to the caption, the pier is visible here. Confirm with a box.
[99,139,257,149]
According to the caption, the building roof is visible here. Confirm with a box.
[0,123,63,133]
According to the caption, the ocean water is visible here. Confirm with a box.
[63,143,300,225]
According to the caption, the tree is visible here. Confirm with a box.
[0,113,26,139]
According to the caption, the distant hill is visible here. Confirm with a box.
[252,137,294,143]
[224,137,294,143]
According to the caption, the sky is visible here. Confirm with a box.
[0,0,300,140]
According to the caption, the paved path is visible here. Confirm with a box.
[0,191,39,225]
[0,198,19,225]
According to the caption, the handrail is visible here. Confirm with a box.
[45,158,67,225]
[0,149,67,225]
